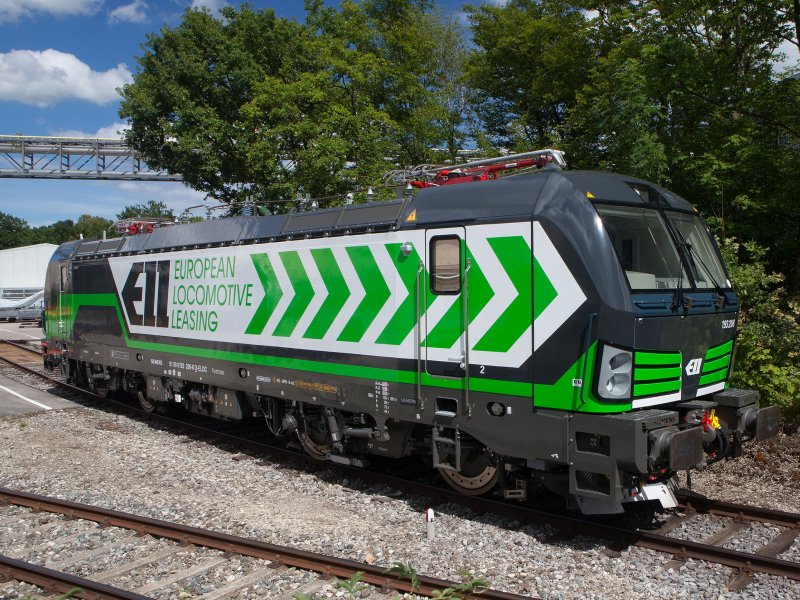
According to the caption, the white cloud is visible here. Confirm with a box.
[51,122,130,139]
[0,0,102,22]
[0,49,132,107]
[108,0,147,24]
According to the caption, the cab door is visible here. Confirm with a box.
[57,262,70,338]
[424,228,468,381]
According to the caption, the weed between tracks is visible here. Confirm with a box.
[292,564,489,600]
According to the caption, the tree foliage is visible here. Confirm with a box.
[465,0,594,150]
[0,212,115,249]
[119,1,469,208]
[116,200,175,220]
[721,239,800,425]
[0,212,31,250]
[75,214,113,240]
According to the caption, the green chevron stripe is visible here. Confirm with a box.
[337,246,391,342]
[633,366,682,382]
[473,236,532,353]
[533,256,557,319]
[699,369,728,386]
[423,246,494,349]
[375,243,434,345]
[635,351,681,367]
[303,248,351,340]
[245,253,283,335]
[705,340,733,361]
[633,380,682,397]
[534,342,632,413]
[702,354,731,374]
[273,251,314,337]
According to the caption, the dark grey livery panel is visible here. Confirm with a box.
[144,217,249,250]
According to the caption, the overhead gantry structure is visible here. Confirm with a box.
[0,135,182,181]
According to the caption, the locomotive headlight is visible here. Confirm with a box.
[596,344,632,400]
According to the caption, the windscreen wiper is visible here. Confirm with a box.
[681,239,727,309]
[670,260,686,312]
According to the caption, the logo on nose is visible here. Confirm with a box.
[685,358,703,376]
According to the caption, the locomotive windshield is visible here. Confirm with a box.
[595,205,687,290]
[596,204,729,291]
[664,211,730,289]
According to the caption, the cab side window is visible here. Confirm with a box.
[430,236,461,294]
[60,265,68,292]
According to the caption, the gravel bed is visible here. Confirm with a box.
[148,556,310,599]
[779,536,800,563]
[0,581,47,600]
[2,518,96,560]
[1,406,799,599]
[667,513,732,543]
[723,522,784,553]
[682,432,800,514]
[113,546,225,594]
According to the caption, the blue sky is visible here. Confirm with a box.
[0,0,797,227]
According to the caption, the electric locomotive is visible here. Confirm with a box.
[42,150,779,514]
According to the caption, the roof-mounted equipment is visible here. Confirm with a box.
[386,149,566,189]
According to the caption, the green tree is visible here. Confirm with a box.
[30,219,76,245]
[116,200,175,220]
[240,12,396,204]
[311,0,471,164]
[721,238,800,423]
[119,2,470,208]
[0,212,31,249]
[465,0,595,149]
[75,214,114,240]
[119,5,313,205]
[569,45,668,182]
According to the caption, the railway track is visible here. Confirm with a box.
[0,488,527,599]
[2,339,800,593]
[0,339,43,369]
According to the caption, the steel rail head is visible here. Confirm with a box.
[0,487,529,599]
[677,491,800,528]
[0,554,152,600]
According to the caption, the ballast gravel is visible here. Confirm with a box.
[0,405,799,599]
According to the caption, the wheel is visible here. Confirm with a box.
[439,449,498,496]
[137,391,157,413]
[296,407,332,460]
[93,386,111,399]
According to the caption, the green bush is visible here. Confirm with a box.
[720,238,800,427]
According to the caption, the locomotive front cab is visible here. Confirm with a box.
[593,191,779,429]
[413,169,779,514]
[42,240,81,373]
[561,178,780,513]
[594,198,736,405]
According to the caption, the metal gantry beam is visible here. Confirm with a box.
[0,135,183,181]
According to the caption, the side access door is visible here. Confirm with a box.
[57,261,71,339]
[423,228,469,416]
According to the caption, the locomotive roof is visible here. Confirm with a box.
[62,170,694,260]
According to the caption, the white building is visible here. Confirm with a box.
[0,243,57,302]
